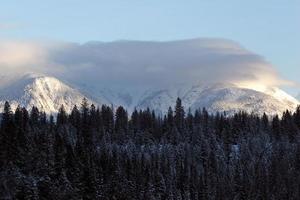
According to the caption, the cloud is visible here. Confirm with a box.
[0,40,49,74]
[0,38,293,90]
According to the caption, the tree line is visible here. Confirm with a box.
[0,98,300,199]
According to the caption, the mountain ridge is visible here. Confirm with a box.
[0,73,298,116]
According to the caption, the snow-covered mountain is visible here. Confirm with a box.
[136,83,299,116]
[189,84,299,116]
[0,73,298,116]
[0,74,96,115]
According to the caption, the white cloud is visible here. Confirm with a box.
[0,38,294,90]
[0,41,44,67]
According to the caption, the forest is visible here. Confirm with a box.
[0,98,300,200]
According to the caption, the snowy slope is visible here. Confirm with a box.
[75,85,134,109]
[0,73,298,116]
[136,89,177,115]
[188,83,298,116]
[0,74,96,114]
[135,83,299,116]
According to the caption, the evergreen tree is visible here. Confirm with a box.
[174,98,185,131]
[0,99,299,199]
[101,105,114,134]
[0,101,16,166]
[1,101,14,132]
[80,98,93,149]
[115,106,128,135]
[130,108,140,134]
[69,105,81,130]
[281,110,298,141]
[272,115,281,140]
[294,106,300,129]
[57,105,68,126]
[167,106,174,128]
[262,113,269,133]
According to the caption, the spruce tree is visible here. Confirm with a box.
[0,101,16,166]
[294,106,300,129]
[57,105,68,126]
[130,109,140,134]
[69,105,81,130]
[167,106,174,128]
[1,101,14,132]
[115,106,128,135]
[80,98,92,147]
[262,113,269,133]
[30,106,40,127]
[101,105,114,134]
[272,115,281,140]
[174,98,185,131]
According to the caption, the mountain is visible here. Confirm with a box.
[188,84,298,116]
[0,73,298,116]
[0,74,96,115]
[136,83,299,116]
[297,93,300,101]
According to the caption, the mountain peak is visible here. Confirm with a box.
[134,83,299,116]
[0,75,92,114]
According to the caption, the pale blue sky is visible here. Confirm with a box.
[0,0,299,94]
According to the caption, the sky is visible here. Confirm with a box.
[0,0,299,95]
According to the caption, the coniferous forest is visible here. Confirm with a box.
[0,98,300,200]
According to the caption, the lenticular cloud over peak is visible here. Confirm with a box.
[0,38,292,90]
